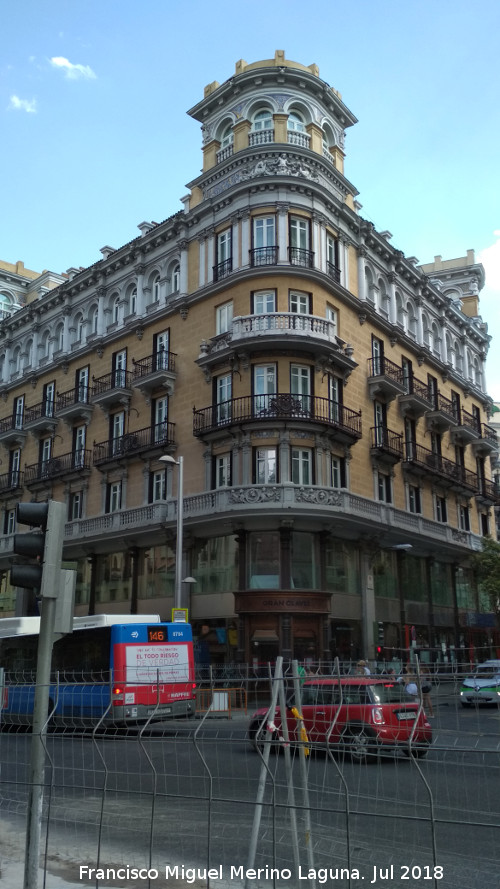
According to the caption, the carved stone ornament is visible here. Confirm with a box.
[295,487,343,506]
[229,486,281,504]
[204,154,319,200]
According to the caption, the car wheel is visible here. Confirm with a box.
[404,742,429,759]
[341,725,379,763]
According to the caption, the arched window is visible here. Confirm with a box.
[396,292,406,330]
[55,323,65,351]
[0,292,12,319]
[220,124,233,148]
[287,111,305,132]
[172,265,180,293]
[252,109,273,131]
[129,287,137,315]
[113,296,120,325]
[151,273,160,302]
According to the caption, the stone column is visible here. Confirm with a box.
[178,239,188,296]
[277,204,289,264]
[135,263,145,317]
[356,246,367,302]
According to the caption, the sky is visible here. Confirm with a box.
[2,0,500,399]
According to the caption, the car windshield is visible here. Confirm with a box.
[368,682,409,704]
[467,667,499,680]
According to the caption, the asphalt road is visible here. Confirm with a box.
[1,698,499,889]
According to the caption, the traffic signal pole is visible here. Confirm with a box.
[20,500,66,889]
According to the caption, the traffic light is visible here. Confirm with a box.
[377,621,385,646]
[10,500,66,600]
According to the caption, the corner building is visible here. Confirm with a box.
[1,51,499,665]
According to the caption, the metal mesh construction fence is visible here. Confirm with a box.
[0,662,499,889]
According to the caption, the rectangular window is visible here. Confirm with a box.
[371,337,384,376]
[290,217,309,250]
[217,229,232,263]
[76,366,90,402]
[326,304,338,336]
[253,364,277,413]
[153,396,169,442]
[69,492,83,521]
[291,448,312,485]
[331,455,346,488]
[435,495,447,523]
[253,216,276,248]
[9,448,21,486]
[216,301,233,334]
[253,290,276,316]
[480,512,490,536]
[150,470,166,502]
[4,508,16,535]
[107,481,122,513]
[408,484,421,514]
[290,364,312,414]
[154,330,170,370]
[40,437,52,470]
[289,290,310,315]
[73,425,86,468]
[458,504,470,531]
[43,381,55,417]
[215,374,232,424]
[13,395,24,429]
[249,530,280,589]
[255,448,277,484]
[112,349,127,387]
[377,471,392,503]
[214,453,231,488]
[111,411,125,454]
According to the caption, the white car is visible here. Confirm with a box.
[460,660,500,707]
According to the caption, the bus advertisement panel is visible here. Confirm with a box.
[111,622,196,721]
[0,615,196,727]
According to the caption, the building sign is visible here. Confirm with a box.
[235,592,330,614]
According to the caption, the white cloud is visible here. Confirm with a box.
[8,95,37,113]
[50,56,96,80]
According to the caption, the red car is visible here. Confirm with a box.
[249,677,432,763]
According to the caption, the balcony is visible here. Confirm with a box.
[25,449,92,487]
[398,375,434,418]
[90,370,132,409]
[287,131,310,149]
[249,246,278,267]
[471,423,498,457]
[475,478,500,506]
[370,426,403,464]
[193,393,362,444]
[425,391,459,432]
[0,416,26,447]
[56,386,93,423]
[449,407,481,445]
[197,313,356,377]
[0,470,24,497]
[288,247,314,268]
[132,351,177,397]
[213,258,232,283]
[248,130,274,147]
[23,401,58,435]
[326,261,341,283]
[93,422,176,467]
[403,442,479,495]
[367,357,406,402]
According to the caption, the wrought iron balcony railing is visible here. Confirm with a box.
[25,449,92,484]
[249,246,278,267]
[288,247,314,268]
[93,423,176,466]
[193,393,362,438]
[213,258,233,282]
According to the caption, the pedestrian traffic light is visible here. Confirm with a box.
[10,500,66,600]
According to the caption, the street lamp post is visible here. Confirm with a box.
[160,454,184,609]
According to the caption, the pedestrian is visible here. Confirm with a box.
[399,665,418,698]
[419,665,434,718]
[356,659,370,676]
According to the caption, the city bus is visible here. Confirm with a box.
[0,614,196,727]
